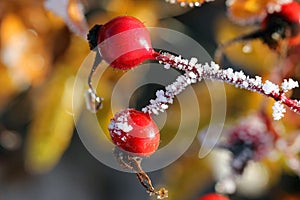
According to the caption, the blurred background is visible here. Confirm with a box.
[0,0,300,199]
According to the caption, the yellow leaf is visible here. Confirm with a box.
[25,36,88,173]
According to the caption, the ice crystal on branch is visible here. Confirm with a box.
[281,78,299,92]
[142,73,194,115]
[272,101,286,120]
[262,80,280,95]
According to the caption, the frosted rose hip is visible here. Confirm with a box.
[108,108,160,156]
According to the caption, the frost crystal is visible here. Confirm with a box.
[115,122,133,133]
[242,81,249,88]
[281,78,299,92]
[262,80,279,94]
[109,110,133,133]
[142,73,192,115]
[164,63,170,69]
[188,71,197,79]
[272,101,286,120]
[189,57,198,66]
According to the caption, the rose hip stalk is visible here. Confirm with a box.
[113,145,168,199]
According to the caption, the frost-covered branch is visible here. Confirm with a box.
[142,73,194,114]
[143,52,300,120]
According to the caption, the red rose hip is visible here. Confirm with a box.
[87,16,156,70]
[274,1,300,25]
[198,193,230,200]
[108,108,160,156]
[215,1,300,63]
[261,1,300,48]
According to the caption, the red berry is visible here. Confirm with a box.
[108,108,160,156]
[87,16,156,70]
[278,1,300,46]
[198,193,230,200]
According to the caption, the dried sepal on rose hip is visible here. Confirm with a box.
[108,108,160,157]
[198,193,230,200]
